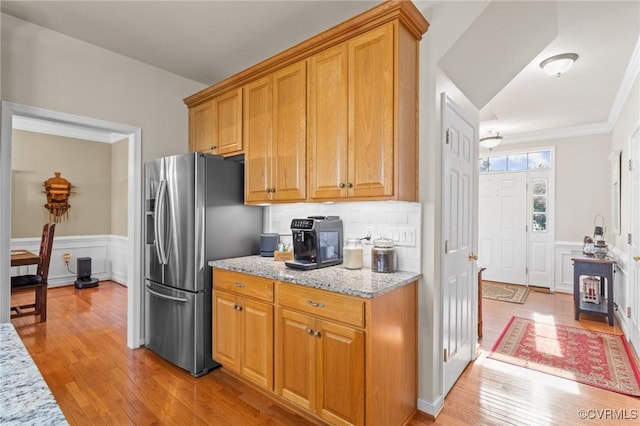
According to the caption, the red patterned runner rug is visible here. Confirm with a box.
[489,316,640,396]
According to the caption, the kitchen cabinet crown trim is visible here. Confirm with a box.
[184,0,428,107]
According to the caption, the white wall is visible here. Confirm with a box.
[1,13,205,161]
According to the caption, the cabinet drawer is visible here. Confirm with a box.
[278,283,364,328]
[214,269,274,302]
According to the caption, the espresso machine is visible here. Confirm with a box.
[285,216,343,270]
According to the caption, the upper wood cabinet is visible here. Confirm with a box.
[189,88,243,156]
[184,0,428,203]
[244,61,307,204]
[308,23,400,201]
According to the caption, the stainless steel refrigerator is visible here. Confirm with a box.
[144,152,262,377]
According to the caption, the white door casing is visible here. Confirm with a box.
[441,93,477,396]
[629,125,640,349]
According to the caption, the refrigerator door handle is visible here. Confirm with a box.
[145,285,189,303]
[155,179,168,265]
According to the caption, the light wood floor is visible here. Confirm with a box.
[11,282,640,425]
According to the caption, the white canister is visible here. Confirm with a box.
[343,239,363,269]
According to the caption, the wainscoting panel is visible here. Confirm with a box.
[11,234,128,288]
[554,241,582,294]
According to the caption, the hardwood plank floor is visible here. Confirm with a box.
[11,282,640,425]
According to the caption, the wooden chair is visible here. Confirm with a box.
[11,223,56,322]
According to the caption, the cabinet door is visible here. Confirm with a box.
[213,291,241,372]
[348,22,394,198]
[213,88,243,156]
[277,308,316,411]
[316,320,365,426]
[272,61,307,202]
[244,77,274,203]
[189,99,216,153]
[241,298,273,390]
[308,43,349,200]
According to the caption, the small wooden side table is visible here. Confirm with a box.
[571,251,616,326]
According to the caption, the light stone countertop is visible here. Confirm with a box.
[0,323,68,425]
[209,255,422,298]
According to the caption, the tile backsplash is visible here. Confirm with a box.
[265,201,421,273]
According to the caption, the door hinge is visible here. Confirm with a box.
[526,267,529,274]
[444,348,449,362]
[628,233,633,245]
[629,159,633,171]
[446,128,451,145]
[445,240,449,254]
[526,224,528,232]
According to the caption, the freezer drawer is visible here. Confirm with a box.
[145,280,217,376]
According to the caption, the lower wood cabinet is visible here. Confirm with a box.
[277,308,365,426]
[213,270,274,390]
[212,268,417,425]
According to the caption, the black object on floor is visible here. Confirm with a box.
[74,257,99,289]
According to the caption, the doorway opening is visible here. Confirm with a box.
[1,101,143,348]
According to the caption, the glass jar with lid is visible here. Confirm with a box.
[371,237,396,273]
[343,239,363,269]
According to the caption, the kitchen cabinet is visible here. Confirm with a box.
[184,1,427,204]
[213,269,274,390]
[275,281,416,426]
[278,307,365,426]
[244,61,306,203]
[308,21,418,202]
[189,88,243,156]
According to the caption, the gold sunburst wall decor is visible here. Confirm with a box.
[43,172,75,223]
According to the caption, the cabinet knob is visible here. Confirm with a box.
[233,304,243,311]
[210,145,217,150]
[346,182,353,188]
[634,256,640,262]
[233,282,245,288]
[468,253,478,261]
[339,183,345,188]
[306,328,314,335]
[313,331,321,338]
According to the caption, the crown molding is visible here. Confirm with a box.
[504,121,612,144]
[609,33,640,125]
[12,115,127,143]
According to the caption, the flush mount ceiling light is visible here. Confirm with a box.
[479,131,503,150]
[539,53,579,77]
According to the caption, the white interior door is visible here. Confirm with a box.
[478,172,527,284]
[441,93,477,396]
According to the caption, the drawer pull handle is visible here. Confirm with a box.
[306,299,325,308]
[233,282,245,288]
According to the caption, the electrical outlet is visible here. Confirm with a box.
[63,253,71,264]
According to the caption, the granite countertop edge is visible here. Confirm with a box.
[209,256,422,299]
[0,323,68,425]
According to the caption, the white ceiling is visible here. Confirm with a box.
[2,1,639,145]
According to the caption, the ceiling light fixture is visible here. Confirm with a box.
[479,132,503,150]
[539,53,579,77]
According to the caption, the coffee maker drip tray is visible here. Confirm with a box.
[285,259,319,270]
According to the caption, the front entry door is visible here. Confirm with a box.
[441,93,477,396]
